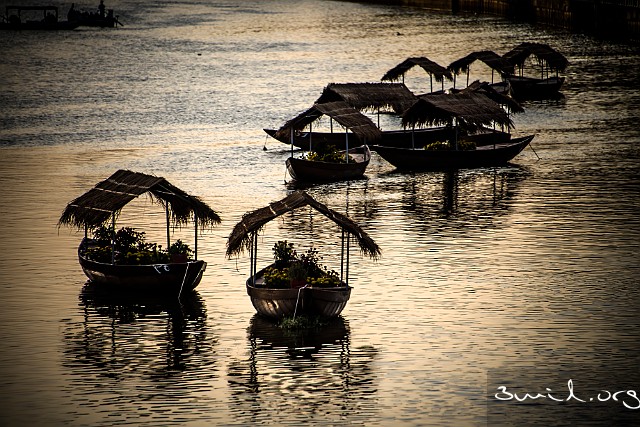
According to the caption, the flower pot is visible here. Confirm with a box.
[171,253,189,263]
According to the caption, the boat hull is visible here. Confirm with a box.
[372,135,534,170]
[286,145,370,182]
[246,269,352,319]
[506,76,565,99]
[78,243,206,294]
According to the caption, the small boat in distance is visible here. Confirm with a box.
[1,5,79,30]
[226,191,380,319]
[67,1,123,28]
[503,42,569,99]
[59,169,221,297]
[286,145,371,183]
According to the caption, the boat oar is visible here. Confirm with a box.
[292,284,309,319]
[178,262,190,299]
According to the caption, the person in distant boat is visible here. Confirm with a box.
[98,0,105,17]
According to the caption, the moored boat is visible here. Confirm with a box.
[274,101,381,183]
[59,169,221,297]
[372,135,534,170]
[226,191,380,319]
[502,42,569,99]
[1,5,79,30]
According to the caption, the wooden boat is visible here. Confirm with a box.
[372,135,534,170]
[246,265,352,318]
[503,42,569,99]
[276,101,381,183]
[59,170,221,297]
[226,191,380,319]
[78,238,207,294]
[286,145,371,182]
[1,6,79,30]
[504,75,565,99]
[67,3,122,28]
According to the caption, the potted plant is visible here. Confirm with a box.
[169,239,193,263]
[287,261,308,289]
[273,240,296,268]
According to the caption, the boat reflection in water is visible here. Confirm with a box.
[227,315,380,424]
[63,282,216,386]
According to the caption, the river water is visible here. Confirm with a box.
[1,1,639,426]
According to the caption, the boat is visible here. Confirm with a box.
[286,144,371,182]
[226,191,380,319]
[67,2,122,28]
[372,135,535,170]
[502,42,569,99]
[372,91,534,170]
[274,101,381,183]
[447,51,515,95]
[1,5,79,30]
[59,169,221,296]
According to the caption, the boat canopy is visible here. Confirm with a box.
[226,190,380,259]
[502,42,569,72]
[448,50,515,76]
[315,82,417,115]
[381,57,453,83]
[402,92,514,131]
[460,80,524,114]
[274,101,383,143]
[58,169,221,230]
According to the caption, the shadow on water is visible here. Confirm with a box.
[62,282,216,380]
[226,314,380,424]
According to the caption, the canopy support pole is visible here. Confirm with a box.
[345,129,349,163]
[340,229,345,282]
[430,74,433,93]
[166,203,171,252]
[290,128,294,158]
[194,212,198,260]
[345,234,350,286]
[111,212,116,265]
[309,122,312,152]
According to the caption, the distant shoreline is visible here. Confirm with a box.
[341,0,639,42]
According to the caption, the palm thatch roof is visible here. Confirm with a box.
[226,191,380,260]
[381,57,453,83]
[59,169,221,230]
[401,92,514,131]
[460,80,524,114]
[502,42,569,72]
[448,50,515,76]
[315,82,417,115]
[273,101,382,143]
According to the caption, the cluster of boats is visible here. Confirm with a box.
[266,42,567,183]
[59,43,568,322]
[1,3,121,30]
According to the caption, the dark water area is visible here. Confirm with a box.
[1,1,639,425]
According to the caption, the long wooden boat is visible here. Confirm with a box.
[372,135,534,170]
[286,145,371,182]
[505,76,565,99]
[1,5,79,30]
[267,127,511,151]
[78,238,206,293]
[246,265,352,319]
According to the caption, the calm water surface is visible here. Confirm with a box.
[1,1,639,426]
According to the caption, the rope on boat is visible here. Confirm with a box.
[293,284,309,319]
[529,141,541,160]
[178,262,190,299]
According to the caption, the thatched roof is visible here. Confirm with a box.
[315,82,417,115]
[381,57,453,83]
[401,92,514,131]
[460,80,524,114]
[274,101,382,143]
[448,51,515,76]
[226,191,380,259]
[503,42,569,72]
[59,169,221,230]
